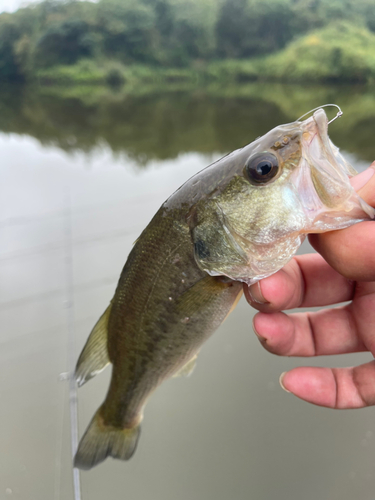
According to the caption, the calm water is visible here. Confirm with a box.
[1,82,375,500]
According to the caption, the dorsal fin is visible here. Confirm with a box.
[75,304,112,387]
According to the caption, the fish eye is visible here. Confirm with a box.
[244,152,279,185]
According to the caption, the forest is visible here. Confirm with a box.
[1,0,375,84]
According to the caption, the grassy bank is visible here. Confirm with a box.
[36,60,203,87]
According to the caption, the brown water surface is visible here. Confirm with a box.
[1,83,374,500]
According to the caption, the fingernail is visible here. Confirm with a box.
[279,372,291,393]
[252,317,267,343]
[248,282,269,305]
[350,165,375,192]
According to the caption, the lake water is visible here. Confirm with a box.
[1,82,374,500]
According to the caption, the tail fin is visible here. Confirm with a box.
[74,408,141,470]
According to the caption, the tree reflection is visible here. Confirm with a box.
[0,83,374,165]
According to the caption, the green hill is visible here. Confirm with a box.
[257,21,375,83]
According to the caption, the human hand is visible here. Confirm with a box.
[244,163,375,409]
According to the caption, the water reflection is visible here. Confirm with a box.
[1,83,375,164]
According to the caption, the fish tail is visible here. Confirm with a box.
[74,407,141,470]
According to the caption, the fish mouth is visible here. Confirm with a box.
[292,108,374,232]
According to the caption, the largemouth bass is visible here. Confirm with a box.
[74,109,374,470]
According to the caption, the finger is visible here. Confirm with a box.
[348,281,375,355]
[309,222,375,281]
[252,306,367,357]
[309,162,375,281]
[353,162,375,207]
[280,361,375,408]
[244,253,354,312]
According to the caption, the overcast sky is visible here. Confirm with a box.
[0,0,97,14]
[0,0,35,13]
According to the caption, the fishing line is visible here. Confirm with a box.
[53,358,65,500]
[297,103,343,124]
[63,188,82,500]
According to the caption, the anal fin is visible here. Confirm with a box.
[75,304,112,387]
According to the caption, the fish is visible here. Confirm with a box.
[73,108,374,470]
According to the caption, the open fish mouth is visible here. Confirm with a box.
[292,108,375,232]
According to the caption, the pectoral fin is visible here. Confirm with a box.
[173,354,198,378]
[75,304,112,387]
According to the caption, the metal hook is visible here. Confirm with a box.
[297,104,343,125]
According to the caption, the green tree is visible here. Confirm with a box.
[35,19,97,66]
[0,15,24,80]
[2,0,375,83]
[216,0,294,59]
[98,1,158,63]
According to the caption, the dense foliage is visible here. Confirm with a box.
[1,0,375,83]
[260,21,375,83]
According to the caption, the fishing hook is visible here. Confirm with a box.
[297,104,343,125]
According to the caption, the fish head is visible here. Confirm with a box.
[190,109,374,284]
